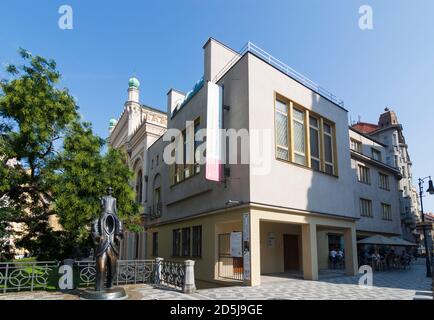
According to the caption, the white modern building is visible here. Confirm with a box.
[108,38,416,285]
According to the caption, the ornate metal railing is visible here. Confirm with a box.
[75,260,96,287]
[159,260,185,290]
[0,258,186,294]
[75,260,155,287]
[117,260,155,285]
[0,261,60,293]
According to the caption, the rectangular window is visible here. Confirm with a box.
[183,129,190,179]
[275,100,289,161]
[360,199,373,217]
[323,122,334,175]
[181,228,191,257]
[194,119,201,174]
[192,226,202,257]
[293,107,306,165]
[358,165,371,184]
[171,118,201,185]
[372,148,382,161]
[350,139,362,153]
[381,203,392,221]
[274,95,337,175]
[172,229,181,256]
[152,232,158,257]
[154,187,161,215]
[379,173,390,190]
[309,116,320,171]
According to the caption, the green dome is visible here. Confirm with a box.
[109,118,117,127]
[128,77,140,88]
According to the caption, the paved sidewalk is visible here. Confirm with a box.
[0,260,432,300]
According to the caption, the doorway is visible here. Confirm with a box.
[283,234,300,271]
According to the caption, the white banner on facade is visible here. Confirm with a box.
[205,81,223,182]
[242,213,251,281]
[230,232,243,258]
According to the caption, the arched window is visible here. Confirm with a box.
[136,170,143,204]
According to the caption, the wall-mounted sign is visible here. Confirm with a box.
[205,81,223,182]
[267,232,276,249]
[243,213,251,281]
[230,232,243,258]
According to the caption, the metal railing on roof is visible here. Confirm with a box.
[213,41,345,107]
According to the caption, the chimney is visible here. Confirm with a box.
[203,38,240,82]
[167,89,186,115]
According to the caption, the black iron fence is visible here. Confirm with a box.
[218,233,244,281]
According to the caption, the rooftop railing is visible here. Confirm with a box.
[213,41,345,107]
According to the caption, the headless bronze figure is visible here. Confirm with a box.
[91,187,123,291]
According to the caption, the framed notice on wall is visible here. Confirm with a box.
[267,232,276,248]
[230,232,243,258]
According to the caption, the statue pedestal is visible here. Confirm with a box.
[80,287,128,300]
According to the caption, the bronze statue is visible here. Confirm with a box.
[91,187,123,291]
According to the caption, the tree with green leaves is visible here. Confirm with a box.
[0,49,141,261]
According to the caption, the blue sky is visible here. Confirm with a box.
[1,0,433,211]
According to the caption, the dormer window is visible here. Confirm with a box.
[371,148,382,162]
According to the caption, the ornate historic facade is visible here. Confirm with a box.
[108,78,167,259]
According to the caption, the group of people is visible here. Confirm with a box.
[329,248,345,269]
[358,247,413,271]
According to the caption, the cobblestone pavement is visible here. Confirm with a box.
[0,260,432,300]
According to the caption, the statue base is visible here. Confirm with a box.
[80,287,128,300]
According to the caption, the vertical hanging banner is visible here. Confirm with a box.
[206,81,223,182]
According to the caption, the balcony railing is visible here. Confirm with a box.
[213,42,345,107]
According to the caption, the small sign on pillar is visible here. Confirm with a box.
[242,213,251,282]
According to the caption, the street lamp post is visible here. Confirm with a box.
[418,176,434,278]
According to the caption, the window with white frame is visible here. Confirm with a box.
[350,139,362,153]
[358,165,371,184]
[360,198,373,217]
[372,148,382,162]
[379,173,390,190]
[381,203,392,220]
